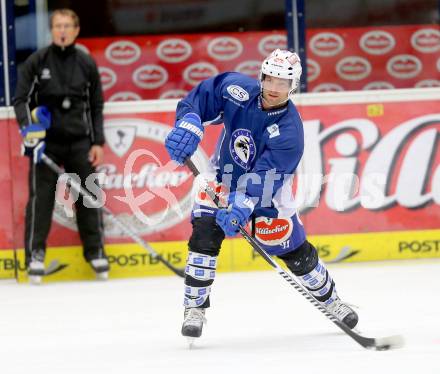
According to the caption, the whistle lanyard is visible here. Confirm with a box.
[57,50,77,109]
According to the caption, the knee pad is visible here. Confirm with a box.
[278,240,318,276]
[189,216,225,257]
[278,241,335,303]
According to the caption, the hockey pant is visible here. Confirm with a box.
[24,138,104,265]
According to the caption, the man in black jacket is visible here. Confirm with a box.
[13,8,109,283]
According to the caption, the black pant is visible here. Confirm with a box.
[24,138,104,264]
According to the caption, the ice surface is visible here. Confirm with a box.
[0,259,439,374]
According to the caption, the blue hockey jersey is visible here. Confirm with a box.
[176,72,304,218]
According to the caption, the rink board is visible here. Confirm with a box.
[1,88,439,283]
[6,228,440,283]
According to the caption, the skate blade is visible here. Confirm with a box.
[29,275,42,285]
[186,337,196,349]
[96,271,109,281]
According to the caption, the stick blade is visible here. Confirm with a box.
[373,335,405,351]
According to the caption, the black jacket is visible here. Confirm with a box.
[13,43,105,145]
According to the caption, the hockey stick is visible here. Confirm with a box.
[185,158,404,351]
[41,154,185,278]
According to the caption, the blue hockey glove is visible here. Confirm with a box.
[165,112,204,164]
[216,192,255,237]
[31,106,51,128]
[20,106,51,164]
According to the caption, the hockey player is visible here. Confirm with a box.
[165,49,358,341]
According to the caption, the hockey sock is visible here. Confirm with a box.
[183,251,218,308]
[298,258,337,306]
[278,241,338,305]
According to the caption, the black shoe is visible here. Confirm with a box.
[28,249,45,284]
[85,248,110,279]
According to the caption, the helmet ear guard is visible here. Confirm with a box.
[260,49,302,96]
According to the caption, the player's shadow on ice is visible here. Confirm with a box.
[185,331,349,352]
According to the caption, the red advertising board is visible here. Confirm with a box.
[77,24,440,102]
[0,116,15,250]
[307,25,440,92]
[297,100,440,234]
[3,90,439,252]
[78,31,286,101]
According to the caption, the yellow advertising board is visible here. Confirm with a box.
[2,228,438,283]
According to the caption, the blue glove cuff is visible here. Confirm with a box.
[182,112,201,124]
[176,112,204,140]
[20,123,47,138]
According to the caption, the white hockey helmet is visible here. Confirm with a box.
[260,49,302,95]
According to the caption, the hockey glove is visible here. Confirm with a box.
[165,112,204,164]
[31,106,51,128]
[20,106,51,164]
[216,192,255,237]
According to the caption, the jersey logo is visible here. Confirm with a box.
[226,85,249,102]
[254,217,293,246]
[41,68,51,80]
[267,124,280,138]
[229,129,256,169]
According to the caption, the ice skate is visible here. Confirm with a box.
[182,307,206,347]
[28,249,45,285]
[326,298,359,329]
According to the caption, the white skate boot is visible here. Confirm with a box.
[326,298,359,329]
[28,249,45,285]
[181,308,206,347]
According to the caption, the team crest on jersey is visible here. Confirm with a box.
[229,129,256,169]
